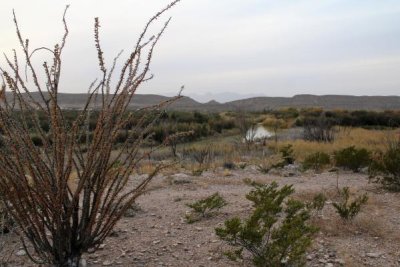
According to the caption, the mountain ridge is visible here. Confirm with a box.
[4,92,400,111]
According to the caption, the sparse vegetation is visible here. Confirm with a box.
[332,187,368,221]
[280,144,295,165]
[216,181,317,266]
[302,152,331,171]
[185,193,227,223]
[369,138,400,191]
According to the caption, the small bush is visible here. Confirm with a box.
[216,181,317,266]
[369,141,400,191]
[256,154,286,174]
[185,193,227,223]
[183,145,214,167]
[191,168,204,176]
[280,144,294,165]
[334,146,371,172]
[223,162,236,170]
[308,193,327,212]
[302,152,330,171]
[238,162,247,169]
[332,187,368,221]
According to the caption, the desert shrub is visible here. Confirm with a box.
[302,114,336,142]
[332,187,368,221]
[369,140,400,191]
[223,161,236,170]
[185,193,227,223]
[191,168,204,176]
[302,152,330,171]
[182,145,214,167]
[216,181,317,266]
[280,144,294,165]
[238,162,247,169]
[0,2,181,266]
[256,154,285,174]
[307,193,327,217]
[334,146,371,172]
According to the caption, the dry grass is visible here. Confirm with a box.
[274,127,399,161]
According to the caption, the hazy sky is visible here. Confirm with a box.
[1,0,400,99]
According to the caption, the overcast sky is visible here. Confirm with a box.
[1,0,400,100]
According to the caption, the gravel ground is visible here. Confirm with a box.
[1,167,400,266]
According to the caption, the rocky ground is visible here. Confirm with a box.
[1,166,400,266]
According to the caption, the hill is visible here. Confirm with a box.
[4,92,400,111]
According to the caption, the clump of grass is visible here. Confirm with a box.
[256,154,285,174]
[185,193,227,223]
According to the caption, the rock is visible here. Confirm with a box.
[366,252,381,258]
[153,240,161,245]
[102,260,113,266]
[15,249,26,256]
[171,174,192,184]
[335,258,345,265]
[325,263,334,267]
[99,244,106,249]
[79,258,87,267]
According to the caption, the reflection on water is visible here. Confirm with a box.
[246,125,273,141]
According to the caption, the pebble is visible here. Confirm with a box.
[366,252,381,258]
[15,249,26,256]
[102,260,113,266]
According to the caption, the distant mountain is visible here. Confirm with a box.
[187,92,264,103]
[4,92,400,111]
[226,94,400,111]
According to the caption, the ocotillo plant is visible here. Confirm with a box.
[0,1,181,266]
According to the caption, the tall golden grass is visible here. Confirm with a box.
[273,127,399,161]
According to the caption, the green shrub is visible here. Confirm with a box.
[302,152,330,171]
[332,187,368,221]
[216,181,317,266]
[185,193,227,223]
[308,193,327,212]
[334,146,371,172]
[280,144,294,165]
[369,141,400,191]
[223,162,236,170]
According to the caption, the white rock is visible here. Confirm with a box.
[15,249,26,256]
[102,260,113,266]
[366,252,381,258]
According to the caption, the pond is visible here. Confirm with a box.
[246,125,273,141]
